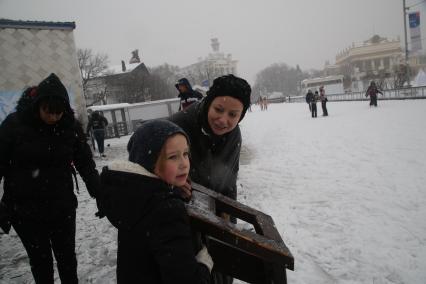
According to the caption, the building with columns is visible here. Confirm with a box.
[335,35,404,91]
[179,38,238,87]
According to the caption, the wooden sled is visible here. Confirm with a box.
[186,182,294,284]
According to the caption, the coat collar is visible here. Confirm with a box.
[107,160,158,179]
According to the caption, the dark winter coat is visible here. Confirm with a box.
[176,78,203,111]
[87,111,108,131]
[306,91,314,103]
[99,161,210,284]
[319,88,328,102]
[169,99,240,200]
[0,87,99,220]
[365,86,383,98]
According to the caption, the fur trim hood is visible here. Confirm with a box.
[100,160,178,230]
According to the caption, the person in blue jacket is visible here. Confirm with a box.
[176,77,203,111]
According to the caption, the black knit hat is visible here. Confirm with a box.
[127,119,189,173]
[204,74,251,121]
[36,73,70,102]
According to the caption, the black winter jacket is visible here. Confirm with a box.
[175,78,203,111]
[99,161,210,284]
[87,112,108,131]
[169,100,241,200]
[306,91,314,103]
[178,90,203,111]
[0,89,99,219]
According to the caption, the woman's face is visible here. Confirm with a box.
[207,96,243,136]
[39,106,63,125]
[154,134,190,187]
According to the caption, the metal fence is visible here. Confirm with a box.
[268,86,426,104]
[89,98,180,139]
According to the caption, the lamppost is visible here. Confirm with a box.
[403,0,411,86]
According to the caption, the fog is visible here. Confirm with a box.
[1,0,424,83]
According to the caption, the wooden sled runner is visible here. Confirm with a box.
[186,182,294,284]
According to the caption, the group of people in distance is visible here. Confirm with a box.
[257,96,269,111]
[0,72,251,284]
[305,81,385,118]
[305,85,328,118]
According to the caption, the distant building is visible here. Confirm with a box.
[85,52,150,106]
[334,35,404,91]
[179,38,238,87]
[301,75,344,96]
[0,19,86,123]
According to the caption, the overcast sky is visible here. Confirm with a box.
[1,0,425,83]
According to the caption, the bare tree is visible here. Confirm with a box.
[86,85,108,106]
[392,64,411,89]
[150,64,181,99]
[77,48,110,100]
[253,63,310,101]
[340,64,353,90]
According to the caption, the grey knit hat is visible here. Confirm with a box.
[127,119,189,173]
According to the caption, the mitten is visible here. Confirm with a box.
[195,245,213,273]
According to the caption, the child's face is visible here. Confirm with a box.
[154,134,190,187]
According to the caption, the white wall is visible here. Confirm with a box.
[0,25,86,124]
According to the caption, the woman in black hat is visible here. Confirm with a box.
[170,74,251,202]
[169,74,251,284]
[0,73,101,283]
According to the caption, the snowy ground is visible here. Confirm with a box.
[1,100,426,284]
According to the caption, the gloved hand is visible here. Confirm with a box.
[195,245,213,273]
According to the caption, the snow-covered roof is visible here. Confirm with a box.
[301,75,344,84]
[87,98,180,112]
[129,98,179,109]
[87,103,131,111]
[268,91,284,99]
[106,62,142,75]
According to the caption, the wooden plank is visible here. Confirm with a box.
[187,182,294,284]
[189,182,294,270]
[207,237,268,284]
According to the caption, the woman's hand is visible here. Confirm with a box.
[179,180,192,200]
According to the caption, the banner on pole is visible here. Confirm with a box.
[409,12,422,52]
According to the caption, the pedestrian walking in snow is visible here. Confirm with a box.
[262,96,268,111]
[319,86,328,116]
[311,91,319,117]
[306,89,313,112]
[87,111,108,157]
[365,81,383,107]
[170,74,251,284]
[176,77,203,111]
[0,73,101,283]
[99,119,213,284]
